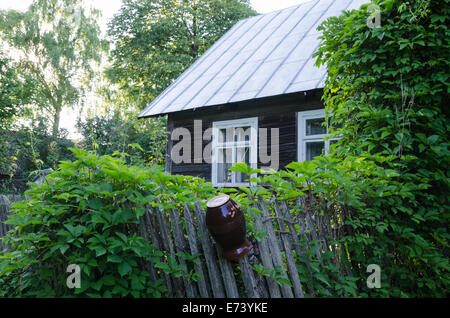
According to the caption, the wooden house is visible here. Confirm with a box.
[138,0,367,187]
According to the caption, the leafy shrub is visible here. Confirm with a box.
[0,148,216,297]
[313,0,449,297]
[0,117,76,193]
[76,112,167,167]
[229,156,400,297]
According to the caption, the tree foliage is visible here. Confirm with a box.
[0,0,106,139]
[0,52,34,129]
[106,0,257,108]
[0,51,36,180]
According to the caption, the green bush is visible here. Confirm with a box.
[0,148,216,297]
[229,157,403,297]
[76,112,167,167]
[313,0,449,297]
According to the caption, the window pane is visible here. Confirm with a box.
[235,146,250,183]
[306,118,326,135]
[306,141,325,161]
[218,128,233,144]
[217,148,232,183]
[234,126,251,143]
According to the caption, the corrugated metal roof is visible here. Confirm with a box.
[138,0,368,118]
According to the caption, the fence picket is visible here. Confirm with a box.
[145,206,174,297]
[155,206,185,297]
[194,201,226,298]
[280,201,316,297]
[238,255,260,298]
[139,215,158,283]
[252,210,281,298]
[215,245,240,298]
[0,195,5,250]
[183,202,211,298]
[169,208,198,298]
[305,213,323,261]
[258,199,294,298]
[273,202,304,298]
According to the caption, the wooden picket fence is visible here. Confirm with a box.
[136,196,347,298]
[0,195,22,252]
[0,193,348,298]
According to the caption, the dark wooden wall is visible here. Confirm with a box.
[164,89,324,182]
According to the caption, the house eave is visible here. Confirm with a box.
[137,88,324,120]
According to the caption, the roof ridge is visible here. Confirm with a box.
[252,0,315,17]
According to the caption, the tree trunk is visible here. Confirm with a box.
[52,107,61,140]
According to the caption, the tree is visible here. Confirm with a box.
[0,50,36,180]
[0,0,106,140]
[106,0,257,108]
[0,51,34,129]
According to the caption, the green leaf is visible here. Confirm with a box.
[88,198,104,210]
[107,255,123,263]
[118,261,132,277]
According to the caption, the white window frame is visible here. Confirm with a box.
[212,117,258,187]
[297,109,339,162]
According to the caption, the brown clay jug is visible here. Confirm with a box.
[205,194,252,261]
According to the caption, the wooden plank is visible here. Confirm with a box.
[280,201,304,259]
[252,210,282,298]
[0,195,8,239]
[258,199,293,298]
[316,209,331,253]
[169,207,197,298]
[0,195,13,251]
[305,213,323,261]
[0,195,5,239]
[273,202,304,298]
[194,201,226,298]
[215,245,239,298]
[154,206,185,298]
[138,214,158,283]
[183,202,211,298]
[238,254,260,298]
[281,201,316,297]
[145,206,174,298]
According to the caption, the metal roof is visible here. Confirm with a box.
[138,0,368,118]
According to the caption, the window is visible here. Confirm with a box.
[297,109,339,161]
[212,117,258,187]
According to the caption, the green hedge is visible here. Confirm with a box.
[314,0,449,296]
[0,148,216,297]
